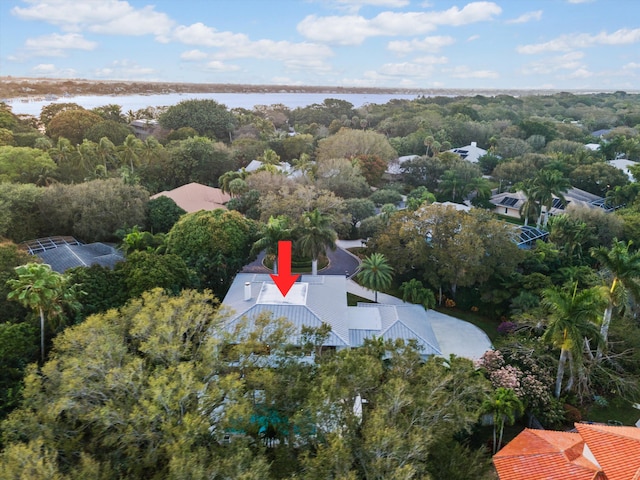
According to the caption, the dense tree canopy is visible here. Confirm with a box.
[46,108,104,145]
[165,209,256,293]
[159,99,234,142]
[0,288,494,480]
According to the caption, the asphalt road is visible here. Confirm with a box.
[241,243,360,276]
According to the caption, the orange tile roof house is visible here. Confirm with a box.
[494,423,640,480]
[150,182,231,213]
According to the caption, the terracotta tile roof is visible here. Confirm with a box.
[494,428,603,480]
[575,423,640,480]
[150,182,230,213]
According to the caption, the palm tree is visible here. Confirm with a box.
[541,284,606,398]
[7,263,81,362]
[297,209,337,276]
[590,239,640,359]
[532,170,570,229]
[517,179,540,227]
[399,278,435,308]
[118,134,143,173]
[357,253,394,302]
[252,216,292,274]
[483,387,524,454]
[95,136,117,173]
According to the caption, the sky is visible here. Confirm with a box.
[0,0,639,91]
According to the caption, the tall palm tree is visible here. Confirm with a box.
[357,253,394,302]
[541,284,606,398]
[7,263,81,362]
[532,169,571,229]
[95,136,117,173]
[118,134,143,173]
[297,209,337,276]
[590,239,640,359]
[483,387,524,454]
[252,216,292,274]
[517,179,540,227]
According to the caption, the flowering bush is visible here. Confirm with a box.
[445,298,456,308]
[471,306,479,312]
[497,321,517,335]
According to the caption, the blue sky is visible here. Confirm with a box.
[1,0,639,90]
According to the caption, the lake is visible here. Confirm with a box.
[4,92,420,116]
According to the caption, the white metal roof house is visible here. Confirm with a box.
[448,141,487,163]
[608,159,638,181]
[221,273,442,358]
[490,187,611,221]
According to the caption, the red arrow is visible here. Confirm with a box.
[270,240,300,297]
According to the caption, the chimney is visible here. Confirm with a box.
[471,141,477,147]
[244,282,252,301]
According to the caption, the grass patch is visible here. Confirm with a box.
[435,306,500,342]
[347,293,374,306]
[584,397,640,426]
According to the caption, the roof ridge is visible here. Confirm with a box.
[378,306,442,355]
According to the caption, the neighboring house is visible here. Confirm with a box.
[221,273,442,358]
[385,154,419,178]
[130,119,159,140]
[244,160,301,177]
[20,236,124,273]
[150,182,231,213]
[608,159,638,182]
[494,423,640,480]
[584,143,601,151]
[448,141,487,163]
[490,187,611,220]
[591,129,612,139]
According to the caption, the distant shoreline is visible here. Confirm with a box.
[2,76,637,100]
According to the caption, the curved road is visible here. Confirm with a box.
[241,241,360,276]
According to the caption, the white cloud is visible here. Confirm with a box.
[24,33,97,56]
[623,62,640,70]
[93,59,156,79]
[387,36,456,54]
[172,23,248,47]
[298,2,501,45]
[506,10,542,24]
[332,0,409,7]
[566,68,593,78]
[467,35,480,42]
[517,28,640,54]
[414,55,448,65]
[12,0,173,37]
[567,0,594,3]
[32,63,56,73]
[205,61,240,72]
[31,63,77,77]
[521,51,585,75]
[170,23,333,73]
[180,49,209,61]
[445,66,499,78]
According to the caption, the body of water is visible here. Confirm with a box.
[4,92,420,116]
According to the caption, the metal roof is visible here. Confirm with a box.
[21,237,124,273]
[223,273,441,355]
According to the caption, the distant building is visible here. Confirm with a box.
[20,236,123,273]
[608,159,638,181]
[150,182,231,213]
[385,154,419,177]
[130,119,159,140]
[448,141,487,163]
[490,187,612,220]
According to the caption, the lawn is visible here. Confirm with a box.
[584,397,640,426]
[435,306,500,342]
[347,292,374,306]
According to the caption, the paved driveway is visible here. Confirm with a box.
[241,243,360,276]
